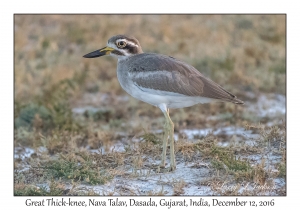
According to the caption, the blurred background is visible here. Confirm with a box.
[14,15,286,195]
[14,14,285,129]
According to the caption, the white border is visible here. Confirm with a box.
[2,0,297,208]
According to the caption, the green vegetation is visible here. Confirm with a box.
[141,132,161,145]
[44,155,112,185]
[278,162,286,178]
[15,181,64,196]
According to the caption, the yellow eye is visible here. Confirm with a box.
[117,41,126,48]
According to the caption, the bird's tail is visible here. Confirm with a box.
[231,97,244,105]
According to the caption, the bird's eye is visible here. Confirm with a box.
[117,41,126,48]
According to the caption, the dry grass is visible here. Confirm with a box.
[14,14,286,195]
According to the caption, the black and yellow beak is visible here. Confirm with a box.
[83,46,114,58]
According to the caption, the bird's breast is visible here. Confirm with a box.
[116,60,134,93]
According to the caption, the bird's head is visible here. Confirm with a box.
[83,35,143,60]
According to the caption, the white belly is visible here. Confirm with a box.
[125,84,215,109]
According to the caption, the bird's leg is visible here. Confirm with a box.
[160,119,169,168]
[163,109,176,171]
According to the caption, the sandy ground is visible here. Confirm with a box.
[15,93,286,196]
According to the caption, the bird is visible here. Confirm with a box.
[83,34,244,171]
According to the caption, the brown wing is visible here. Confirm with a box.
[127,53,243,104]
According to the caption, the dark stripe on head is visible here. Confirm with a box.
[126,44,140,54]
[124,37,139,46]
[108,35,139,46]
[112,50,125,56]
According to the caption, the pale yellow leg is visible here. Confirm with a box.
[162,109,176,171]
[160,121,169,168]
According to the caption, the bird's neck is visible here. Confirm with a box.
[117,53,142,62]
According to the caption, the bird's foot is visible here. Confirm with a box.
[159,162,166,168]
[155,164,176,173]
[155,163,166,173]
[168,165,176,172]
[153,163,177,173]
